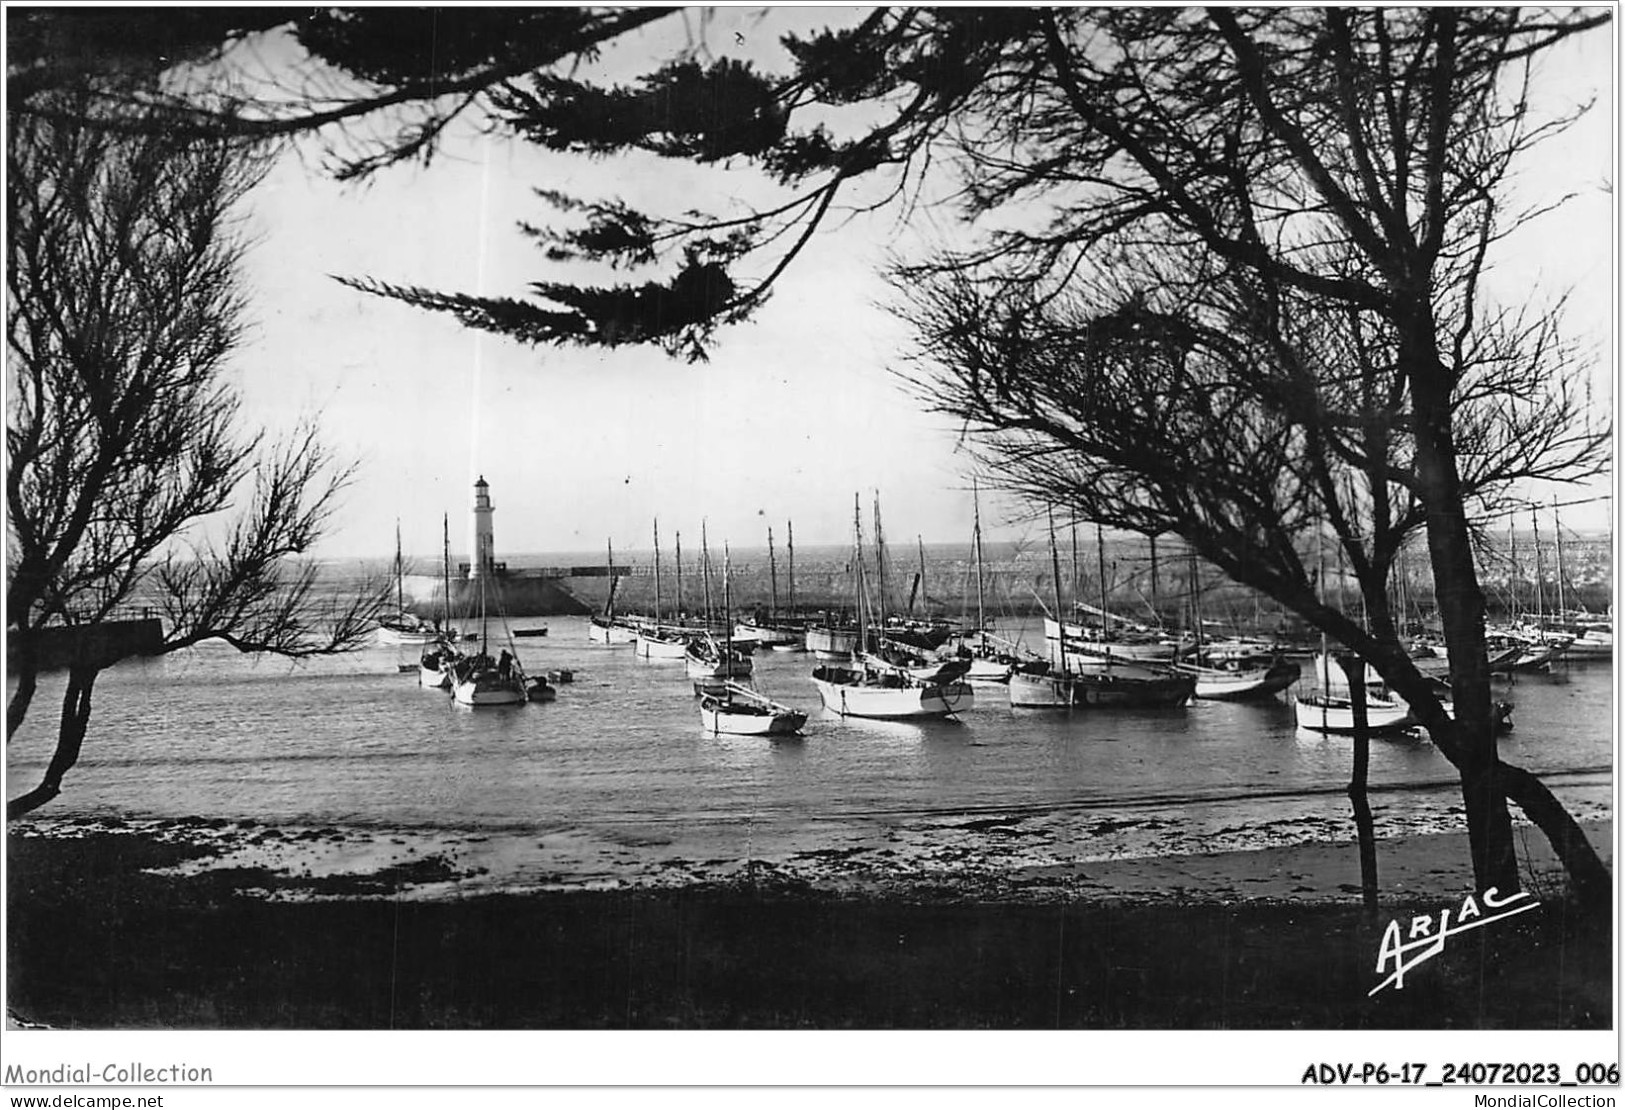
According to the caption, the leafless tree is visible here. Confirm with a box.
[898,8,1610,909]
[898,248,1608,903]
[6,99,383,819]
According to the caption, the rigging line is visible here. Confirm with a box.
[1471,493,1612,523]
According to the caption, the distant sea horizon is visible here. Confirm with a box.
[333,528,1614,573]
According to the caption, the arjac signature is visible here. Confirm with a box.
[1369,887,1540,996]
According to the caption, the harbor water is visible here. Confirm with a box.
[5,616,1612,897]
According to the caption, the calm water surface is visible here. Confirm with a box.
[7,617,1612,882]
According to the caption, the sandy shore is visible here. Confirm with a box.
[8,809,1610,904]
[6,816,1611,1029]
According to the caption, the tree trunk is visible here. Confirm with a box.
[1339,655,1380,913]
[7,657,39,739]
[1377,652,1610,915]
[1402,323,1521,895]
[1495,762,1613,916]
[6,664,98,820]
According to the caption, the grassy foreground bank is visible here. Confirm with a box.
[6,831,1609,1030]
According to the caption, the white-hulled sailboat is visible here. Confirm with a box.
[588,538,638,644]
[734,524,805,649]
[1171,547,1301,701]
[634,519,691,660]
[378,521,443,646]
[952,480,1014,685]
[700,547,807,735]
[1292,652,1412,734]
[686,523,753,686]
[450,546,548,706]
[810,494,973,719]
[1292,533,1406,734]
[1008,510,1081,708]
[701,682,809,735]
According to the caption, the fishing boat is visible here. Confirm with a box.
[733,619,803,650]
[1040,526,1178,664]
[685,632,754,682]
[953,480,1014,685]
[1561,624,1612,660]
[700,682,808,736]
[1046,614,1179,665]
[587,615,637,645]
[417,515,464,690]
[1176,655,1301,701]
[734,524,806,650]
[1487,626,1572,672]
[451,648,529,706]
[378,613,440,646]
[586,540,638,644]
[1291,649,1414,732]
[450,543,533,707]
[684,524,752,684]
[960,644,1016,684]
[813,656,973,718]
[809,494,974,719]
[805,621,859,661]
[1012,646,1196,707]
[1542,504,1610,660]
[1292,690,1414,734]
[700,550,807,734]
[1173,548,1300,701]
[633,519,691,660]
[377,522,444,646]
[1012,661,1195,708]
[1017,518,1195,708]
[635,625,691,659]
[1008,511,1082,709]
[1007,664,1075,708]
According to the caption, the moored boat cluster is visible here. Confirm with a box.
[381,481,1610,734]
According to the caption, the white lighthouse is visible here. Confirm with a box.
[469,476,495,579]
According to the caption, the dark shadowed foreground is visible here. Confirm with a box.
[6,831,1608,1030]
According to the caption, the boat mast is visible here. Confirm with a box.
[1552,498,1567,619]
[653,518,663,626]
[1149,533,1160,628]
[1317,520,1329,730]
[768,526,779,624]
[786,520,796,618]
[915,534,927,616]
[1095,521,1109,644]
[972,479,986,637]
[394,520,405,615]
[1508,518,1518,619]
[853,493,868,655]
[701,520,714,630]
[873,492,889,631]
[675,530,684,624]
[605,538,617,620]
[442,514,452,631]
[723,542,734,679]
[1048,506,1067,678]
[1070,518,1080,617]
[478,547,489,649]
[1189,544,1203,657]
[1531,508,1545,629]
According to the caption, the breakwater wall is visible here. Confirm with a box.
[10,618,165,670]
[400,548,1612,624]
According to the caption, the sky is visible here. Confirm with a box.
[215,8,1615,563]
